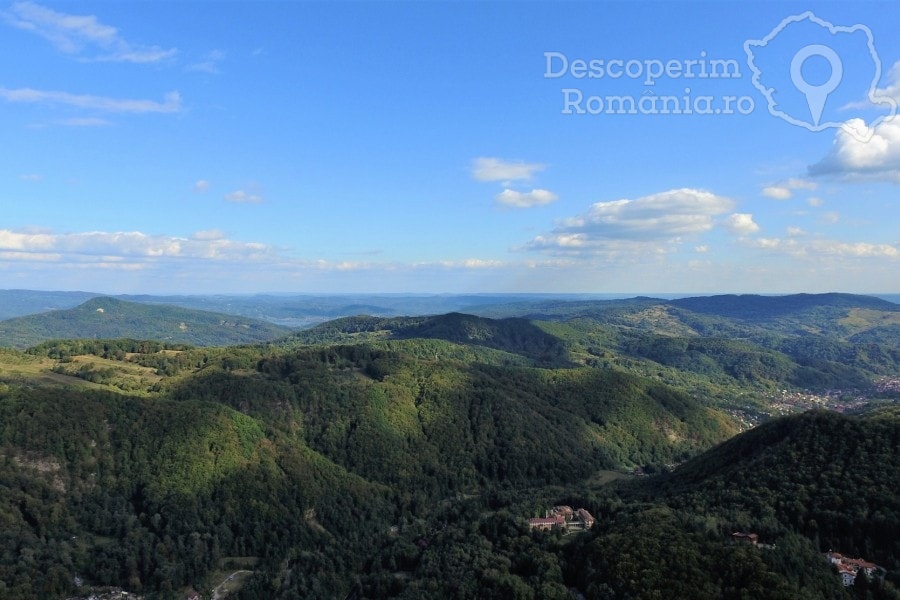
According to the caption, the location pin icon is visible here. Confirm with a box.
[790,44,843,127]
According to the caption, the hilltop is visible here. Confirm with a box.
[0,297,291,348]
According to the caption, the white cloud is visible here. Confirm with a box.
[786,226,805,237]
[496,188,558,208]
[723,213,760,236]
[843,60,900,109]
[761,178,816,200]
[807,197,823,207]
[191,229,225,241]
[3,1,177,63]
[0,87,181,114]
[186,49,225,74]
[19,173,42,182]
[224,190,263,203]
[809,117,900,182]
[0,229,275,262]
[472,157,544,182]
[525,188,733,256]
[820,242,899,258]
[436,259,506,269]
[193,180,210,193]
[750,236,899,259]
[820,211,840,224]
[694,245,709,253]
[762,186,792,200]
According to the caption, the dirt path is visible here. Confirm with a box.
[211,570,253,600]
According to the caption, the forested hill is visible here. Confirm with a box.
[286,312,571,365]
[561,409,900,599]
[355,409,900,600]
[0,297,291,348]
[650,409,900,557]
[669,293,899,319]
[0,338,738,598]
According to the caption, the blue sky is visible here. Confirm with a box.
[0,1,898,294]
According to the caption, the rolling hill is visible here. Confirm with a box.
[286,312,571,366]
[0,297,291,348]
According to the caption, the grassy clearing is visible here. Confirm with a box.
[586,469,631,489]
[839,308,900,332]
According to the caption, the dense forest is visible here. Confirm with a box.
[0,294,898,598]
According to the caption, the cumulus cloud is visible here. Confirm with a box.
[761,178,817,200]
[843,60,900,109]
[525,188,733,256]
[0,87,181,114]
[808,197,823,207]
[193,180,210,193]
[224,190,263,203]
[809,117,900,182]
[2,1,177,63]
[723,213,760,236]
[496,188,558,208]
[472,157,544,182]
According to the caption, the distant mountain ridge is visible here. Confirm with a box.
[669,292,899,318]
[2,289,895,325]
[0,297,291,348]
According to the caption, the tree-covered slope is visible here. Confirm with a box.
[649,408,900,562]
[0,334,741,598]
[0,297,291,348]
[285,312,570,365]
[168,342,736,490]
[669,293,899,320]
[0,374,391,599]
[358,410,900,600]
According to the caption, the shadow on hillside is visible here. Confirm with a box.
[392,313,573,367]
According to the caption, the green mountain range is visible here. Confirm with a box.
[0,292,897,599]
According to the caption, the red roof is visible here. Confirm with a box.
[845,558,877,569]
[528,516,565,525]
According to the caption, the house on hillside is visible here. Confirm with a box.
[824,551,885,586]
[529,505,596,532]
[837,563,857,587]
[527,516,565,531]
[576,508,596,529]
[731,532,758,545]
[552,505,574,519]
